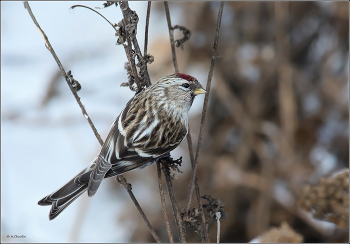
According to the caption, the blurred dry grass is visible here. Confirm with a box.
[119,1,348,243]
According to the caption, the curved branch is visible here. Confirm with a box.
[70,4,118,33]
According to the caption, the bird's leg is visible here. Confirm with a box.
[158,153,183,176]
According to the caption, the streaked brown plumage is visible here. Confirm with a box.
[38,73,206,220]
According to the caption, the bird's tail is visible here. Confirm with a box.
[38,168,92,220]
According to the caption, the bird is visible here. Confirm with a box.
[38,73,206,220]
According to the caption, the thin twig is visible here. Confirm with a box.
[157,162,174,243]
[164,2,209,242]
[194,175,208,242]
[161,162,187,243]
[142,1,152,87]
[117,177,161,243]
[144,1,151,57]
[164,1,179,73]
[216,212,221,243]
[186,128,195,164]
[163,2,188,242]
[185,127,209,242]
[70,4,118,32]
[23,1,104,146]
[184,0,225,224]
[24,2,160,242]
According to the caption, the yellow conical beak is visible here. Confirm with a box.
[194,88,207,95]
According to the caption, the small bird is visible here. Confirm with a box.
[38,73,206,220]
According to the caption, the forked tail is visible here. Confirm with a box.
[38,168,91,220]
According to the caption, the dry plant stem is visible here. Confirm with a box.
[24,2,160,242]
[161,165,187,243]
[119,1,142,90]
[184,0,225,220]
[124,39,142,90]
[164,2,209,242]
[186,127,195,164]
[144,1,151,57]
[117,176,161,243]
[142,1,152,86]
[164,1,179,73]
[120,1,151,87]
[186,130,209,243]
[23,1,104,146]
[157,162,174,243]
[216,212,221,243]
[122,42,142,90]
[194,177,208,242]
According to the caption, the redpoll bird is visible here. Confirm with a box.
[38,73,206,220]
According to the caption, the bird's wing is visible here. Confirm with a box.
[87,96,136,197]
[136,123,187,156]
[105,124,187,178]
[105,97,189,179]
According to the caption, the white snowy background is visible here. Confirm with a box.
[1,1,207,242]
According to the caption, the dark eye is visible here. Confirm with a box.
[182,83,190,88]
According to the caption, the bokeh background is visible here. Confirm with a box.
[1,1,349,243]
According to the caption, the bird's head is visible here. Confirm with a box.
[140,73,206,121]
[154,73,206,106]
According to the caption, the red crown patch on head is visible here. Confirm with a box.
[176,73,195,82]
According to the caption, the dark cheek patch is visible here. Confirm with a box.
[176,73,195,82]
